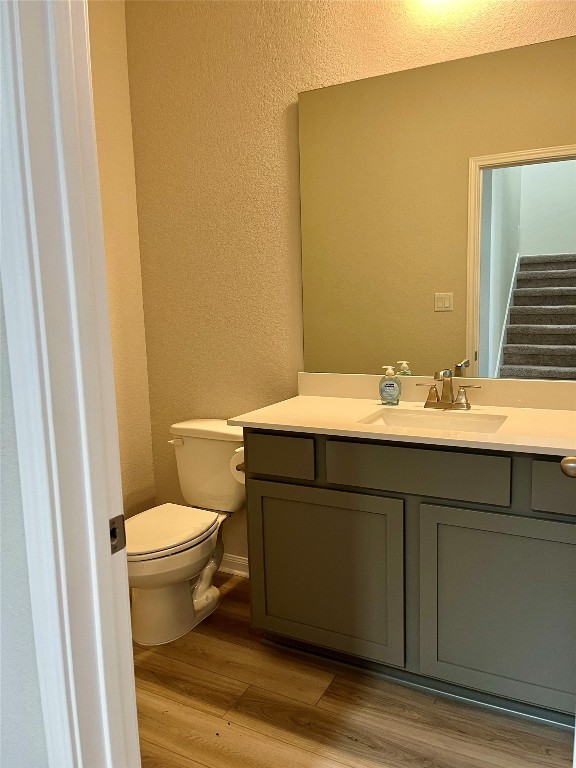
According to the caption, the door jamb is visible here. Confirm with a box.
[1,2,140,764]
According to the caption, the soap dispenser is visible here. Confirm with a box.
[379,365,402,406]
[397,360,412,375]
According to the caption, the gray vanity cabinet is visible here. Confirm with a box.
[247,480,405,667]
[420,504,576,713]
[244,429,576,716]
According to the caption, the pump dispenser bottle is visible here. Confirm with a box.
[379,365,402,406]
[397,361,412,375]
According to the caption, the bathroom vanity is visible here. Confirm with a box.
[230,374,576,720]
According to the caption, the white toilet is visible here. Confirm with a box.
[125,419,245,646]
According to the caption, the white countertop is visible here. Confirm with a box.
[229,396,576,456]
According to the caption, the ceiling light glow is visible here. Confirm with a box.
[407,0,491,26]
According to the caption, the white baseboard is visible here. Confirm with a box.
[220,553,249,578]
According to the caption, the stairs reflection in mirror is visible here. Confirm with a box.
[500,253,576,380]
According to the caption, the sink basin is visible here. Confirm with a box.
[360,409,508,434]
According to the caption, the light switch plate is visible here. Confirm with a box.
[434,292,453,311]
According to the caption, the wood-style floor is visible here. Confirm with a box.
[134,573,573,768]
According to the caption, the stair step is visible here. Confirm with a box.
[502,344,576,367]
[509,306,576,325]
[506,325,576,345]
[502,255,576,379]
[519,254,576,271]
[500,365,576,380]
[516,269,576,288]
[512,287,576,306]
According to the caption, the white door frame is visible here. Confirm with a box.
[1,1,140,765]
[466,144,576,377]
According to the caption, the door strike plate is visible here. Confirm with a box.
[109,514,126,555]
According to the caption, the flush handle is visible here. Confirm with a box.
[560,457,576,478]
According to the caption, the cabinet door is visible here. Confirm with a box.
[420,504,576,713]
[247,480,404,667]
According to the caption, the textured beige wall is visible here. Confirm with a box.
[124,0,576,558]
[89,0,155,518]
[299,38,576,376]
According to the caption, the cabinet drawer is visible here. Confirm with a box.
[532,459,576,516]
[245,432,315,480]
[326,440,510,506]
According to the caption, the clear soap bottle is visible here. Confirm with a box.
[379,365,402,406]
[397,360,412,375]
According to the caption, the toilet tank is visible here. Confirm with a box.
[169,419,245,512]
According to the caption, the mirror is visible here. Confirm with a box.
[299,37,576,379]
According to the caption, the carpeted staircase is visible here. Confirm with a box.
[500,253,576,380]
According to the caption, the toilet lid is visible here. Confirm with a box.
[126,503,219,559]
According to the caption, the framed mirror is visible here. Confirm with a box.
[299,37,576,379]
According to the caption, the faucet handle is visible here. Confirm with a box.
[455,384,480,409]
[416,383,440,403]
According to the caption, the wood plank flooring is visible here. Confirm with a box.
[135,573,573,768]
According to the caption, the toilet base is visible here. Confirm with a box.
[130,526,226,646]
[131,581,221,646]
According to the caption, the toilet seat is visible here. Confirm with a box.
[126,503,220,562]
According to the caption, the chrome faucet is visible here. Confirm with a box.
[417,368,480,410]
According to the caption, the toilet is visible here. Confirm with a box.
[125,419,245,646]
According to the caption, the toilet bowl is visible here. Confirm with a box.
[126,419,244,646]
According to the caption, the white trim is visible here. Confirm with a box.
[1,4,78,762]
[220,554,250,578]
[466,144,576,378]
[1,2,140,765]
